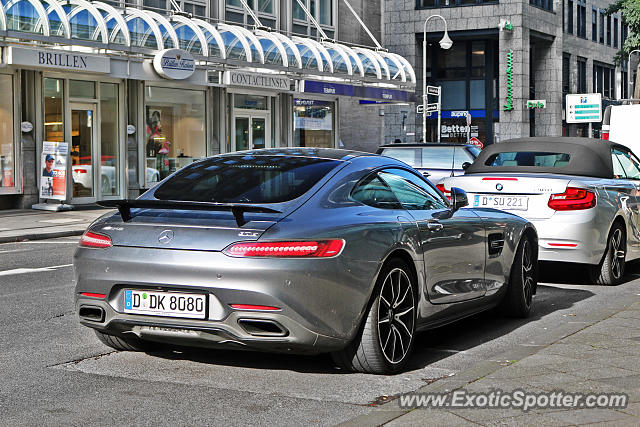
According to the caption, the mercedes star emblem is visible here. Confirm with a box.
[158,230,174,244]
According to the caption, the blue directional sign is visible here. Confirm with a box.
[566,93,602,123]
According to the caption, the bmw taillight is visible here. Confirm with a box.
[436,183,451,201]
[548,187,596,211]
[223,240,344,258]
[79,231,112,248]
[601,131,609,140]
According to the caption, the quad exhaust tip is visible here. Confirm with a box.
[79,305,105,323]
[238,319,288,337]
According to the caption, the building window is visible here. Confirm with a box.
[293,99,335,148]
[622,22,628,46]
[100,83,120,197]
[530,0,553,12]
[145,86,206,185]
[143,0,206,17]
[226,0,277,28]
[593,63,616,99]
[592,8,597,42]
[577,0,586,38]
[0,74,15,189]
[599,10,605,44]
[577,57,587,93]
[417,0,497,8]
[606,15,611,45]
[622,65,628,99]
[293,0,334,37]
[562,53,571,95]
[424,39,498,145]
[567,0,573,34]
[614,17,618,48]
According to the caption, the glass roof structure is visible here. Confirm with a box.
[0,0,415,86]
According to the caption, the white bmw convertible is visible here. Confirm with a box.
[440,137,640,285]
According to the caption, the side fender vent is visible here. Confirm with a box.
[488,233,505,257]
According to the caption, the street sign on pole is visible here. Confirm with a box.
[416,104,439,114]
[426,86,440,96]
[566,93,602,124]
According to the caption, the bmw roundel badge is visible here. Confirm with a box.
[496,183,504,191]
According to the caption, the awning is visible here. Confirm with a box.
[0,0,415,87]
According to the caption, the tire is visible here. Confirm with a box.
[499,235,536,318]
[331,258,417,374]
[593,223,626,286]
[94,330,154,352]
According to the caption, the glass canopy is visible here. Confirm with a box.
[0,0,415,85]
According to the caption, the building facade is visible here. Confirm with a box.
[383,0,636,147]
[0,0,413,209]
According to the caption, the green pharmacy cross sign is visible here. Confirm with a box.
[504,49,514,111]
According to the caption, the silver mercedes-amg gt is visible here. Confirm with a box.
[74,148,538,374]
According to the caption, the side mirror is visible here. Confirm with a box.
[450,187,468,211]
[461,162,471,170]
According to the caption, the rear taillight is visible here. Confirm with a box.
[75,169,87,174]
[223,240,344,258]
[548,187,596,211]
[79,231,112,248]
[601,132,609,140]
[436,183,451,201]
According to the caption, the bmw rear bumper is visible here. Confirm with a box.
[74,245,378,353]
[531,209,605,264]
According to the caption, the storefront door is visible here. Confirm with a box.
[234,114,270,151]
[70,103,97,202]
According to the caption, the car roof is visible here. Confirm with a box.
[378,143,475,148]
[218,147,376,161]
[466,137,629,178]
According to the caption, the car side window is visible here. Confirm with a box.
[612,149,640,180]
[378,168,449,210]
[351,173,402,209]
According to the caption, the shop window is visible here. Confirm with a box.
[70,80,95,99]
[469,80,485,109]
[0,75,15,188]
[440,81,466,110]
[100,83,120,197]
[145,86,206,185]
[293,99,334,148]
[234,94,268,110]
[44,78,64,143]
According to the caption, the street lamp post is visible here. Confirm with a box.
[628,50,640,99]
[423,15,452,143]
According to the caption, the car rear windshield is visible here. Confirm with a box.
[485,152,571,167]
[154,155,342,203]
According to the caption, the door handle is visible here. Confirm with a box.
[426,220,443,232]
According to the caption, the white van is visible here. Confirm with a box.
[602,104,640,153]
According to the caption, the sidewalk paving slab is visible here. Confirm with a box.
[338,300,640,427]
[0,208,114,243]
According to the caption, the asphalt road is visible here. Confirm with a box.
[1,238,640,425]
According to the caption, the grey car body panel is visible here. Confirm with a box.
[75,149,535,354]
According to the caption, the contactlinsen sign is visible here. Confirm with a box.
[6,46,110,73]
[225,71,290,90]
[153,49,196,80]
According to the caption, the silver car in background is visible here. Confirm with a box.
[441,137,640,285]
[75,148,537,374]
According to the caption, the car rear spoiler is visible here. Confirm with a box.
[97,199,282,227]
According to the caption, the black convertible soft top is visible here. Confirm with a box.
[466,137,630,178]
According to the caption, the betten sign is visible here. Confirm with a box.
[225,71,290,90]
